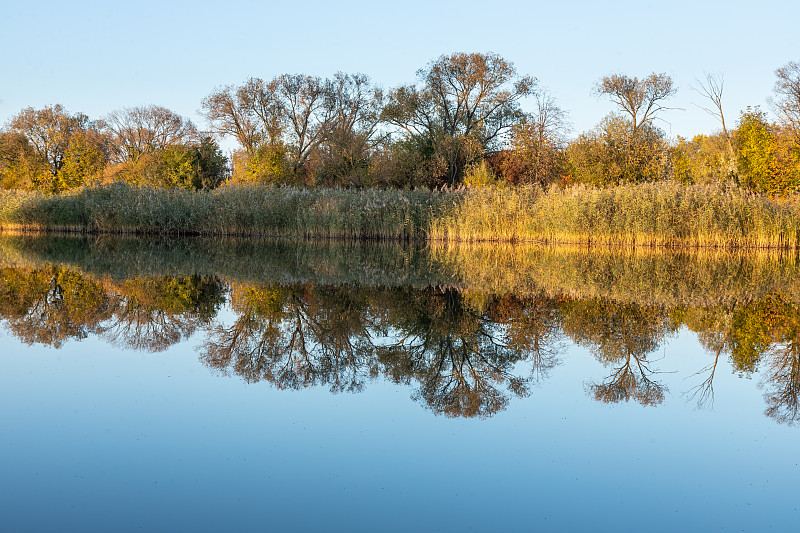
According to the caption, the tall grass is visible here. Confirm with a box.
[3,181,800,247]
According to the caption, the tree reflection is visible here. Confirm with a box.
[758,295,800,425]
[763,341,800,425]
[201,283,379,392]
[378,288,539,418]
[685,296,800,422]
[0,266,114,347]
[200,284,554,418]
[486,293,562,383]
[0,267,224,352]
[561,299,674,406]
[683,307,731,408]
[102,275,224,352]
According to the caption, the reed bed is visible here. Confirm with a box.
[2,181,800,248]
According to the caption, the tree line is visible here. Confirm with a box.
[2,53,799,194]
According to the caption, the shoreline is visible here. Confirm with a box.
[1,181,799,249]
[3,225,800,250]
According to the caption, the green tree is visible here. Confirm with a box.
[0,132,48,189]
[118,138,228,191]
[196,136,229,189]
[734,107,800,195]
[671,133,736,184]
[229,144,291,185]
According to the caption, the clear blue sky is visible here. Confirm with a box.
[2,0,798,143]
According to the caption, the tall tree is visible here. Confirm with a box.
[106,105,198,163]
[773,60,800,141]
[201,79,277,156]
[315,72,385,185]
[203,75,332,181]
[596,73,677,136]
[6,104,91,178]
[588,73,676,183]
[382,52,537,185]
[273,74,331,177]
[693,73,732,144]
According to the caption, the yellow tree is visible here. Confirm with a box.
[734,107,800,195]
[5,105,94,190]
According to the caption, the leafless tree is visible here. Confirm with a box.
[772,60,800,141]
[106,105,198,163]
[273,74,331,175]
[203,75,334,177]
[693,73,730,138]
[201,81,272,155]
[596,73,677,136]
[503,90,571,185]
[317,72,386,183]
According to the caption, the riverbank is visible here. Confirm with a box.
[1,181,799,248]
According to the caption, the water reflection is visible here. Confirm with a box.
[105,275,225,352]
[201,284,547,417]
[3,235,800,424]
[375,287,539,418]
[202,283,379,393]
[562,299,676,405]
[0,265,225,350]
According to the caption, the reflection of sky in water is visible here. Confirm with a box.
[1,319,798,532]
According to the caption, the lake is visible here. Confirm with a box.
[1,236,798,531]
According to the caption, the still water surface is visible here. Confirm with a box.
[0,236,798,531]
